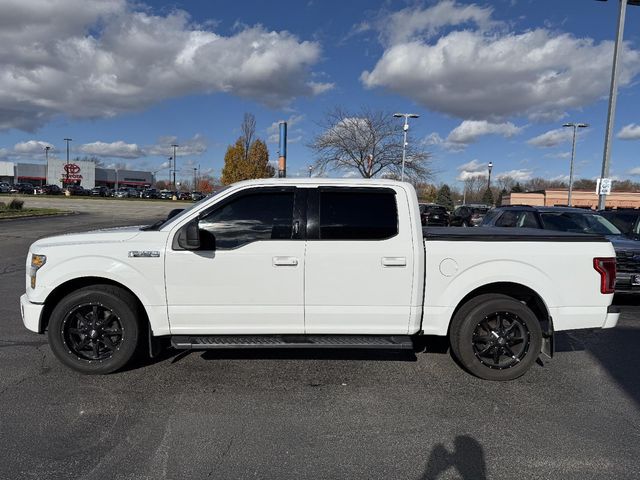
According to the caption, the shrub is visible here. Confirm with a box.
[8,199,24,210]
[0,202,5,210]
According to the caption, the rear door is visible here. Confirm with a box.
[303,186,414,334]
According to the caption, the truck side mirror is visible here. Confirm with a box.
[177,219,201,250]
[167,208,184,220]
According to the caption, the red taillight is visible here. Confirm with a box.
[593,257,616,294]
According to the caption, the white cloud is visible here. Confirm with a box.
[361,2,640,121]
[544,151,572,160]
[456,159,489,181]
[497,169,532,181]
[13,140,56,154]
[446,120,522,148]
[0,0,331,131]
[423,132,444,146]
[146,134,207,157]
[527,128,574,148]
[618,124,640,141]
[78,141,144,159]
[267,114,305,144]
[381,0,496,45]
[628,167,640,176]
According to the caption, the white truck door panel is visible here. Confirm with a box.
[304,187,414,334]
[165,188,305,334]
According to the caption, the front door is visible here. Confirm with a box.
[165,187,306,334]
[303,186,415,334]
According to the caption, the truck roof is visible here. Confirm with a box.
[228,178,411,188]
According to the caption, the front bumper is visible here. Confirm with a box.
[20,294,44,333]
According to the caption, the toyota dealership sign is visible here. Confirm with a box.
[47,159,96,188]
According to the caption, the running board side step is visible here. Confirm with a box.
[171,335,414,350]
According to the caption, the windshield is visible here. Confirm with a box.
[141,187,230,231]
[540,212,622,235]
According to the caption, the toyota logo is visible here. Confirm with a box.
[64,163,81,174]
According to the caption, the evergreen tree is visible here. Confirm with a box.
[481,187,494,206]
[511,182,523,193]
[435,184,454,211]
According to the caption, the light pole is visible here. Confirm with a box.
[393,113,419,181]
[487,162,493,190]
[193,167,197,190]
[171,144,179,190]
[44,146,51,185]
[596,0,639,209]
[563,123,589,206]
[308,165,313,177]
[63,138,72,185]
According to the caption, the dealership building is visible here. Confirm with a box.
[0,160,153,189]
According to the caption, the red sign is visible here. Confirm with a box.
[64,163,81,174]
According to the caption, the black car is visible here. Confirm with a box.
[599,209,640,240]
[419,203,450,226]
[65,185,88,196]
[449,204,491,227]
[141,188,159,199]
[91,186,110,197]
[10,182,34,194]
[35,184,62,195]
[481,205,640,293]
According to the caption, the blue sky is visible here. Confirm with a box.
[0,0,639,187]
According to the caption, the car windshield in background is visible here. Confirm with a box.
[426,206,447,213]
[146,187,229,231]
[540,212,622,235]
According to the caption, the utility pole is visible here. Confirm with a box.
[44,146,51,185]
[563,123,589,206]
[63,138,72,185]
[193,167,197,190]
[487,162,493,190]
[596,0,639,209]
[171,144,179,189]
[393,113,419,181]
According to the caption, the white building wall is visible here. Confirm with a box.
[47,159,96,188]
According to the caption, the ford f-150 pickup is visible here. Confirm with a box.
[20,179,619,380]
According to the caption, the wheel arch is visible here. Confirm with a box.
[448,282,553,337]
[40,277,149,334]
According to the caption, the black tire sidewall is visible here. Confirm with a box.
[47,286,140,374]
[451,294,543,381]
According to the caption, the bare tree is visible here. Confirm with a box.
[240,113,256,162]
[462,175,487,203]
[309,107,431,181]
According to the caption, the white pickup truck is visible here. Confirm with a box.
[21,179,619,380]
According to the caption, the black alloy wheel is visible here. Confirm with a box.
[471,312,530,370]
[62,303,124,361]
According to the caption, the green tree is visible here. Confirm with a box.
[435,184,454,210]
[497,188,508,206]
[511,182,523,193]
[481,187,494,206]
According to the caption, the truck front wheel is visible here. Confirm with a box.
[450,294,542,381]
[47,285,141,374]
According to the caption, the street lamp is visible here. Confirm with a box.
[563,123,589,207]
[487,162,493,189]
[44,146,51,185]
[308,165,313,177]
[596,0,639,209]
[171,144,179,189]
[63,138,72,185]
[393,113,420,181]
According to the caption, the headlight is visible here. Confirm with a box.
[29,254,46,288]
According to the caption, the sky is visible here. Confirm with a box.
[0,0,639,187]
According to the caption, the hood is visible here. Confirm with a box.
[32,225,143,249]
[605,234,640,252]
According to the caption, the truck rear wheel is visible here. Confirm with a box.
[450,294,542,381]
[47,285,141,374]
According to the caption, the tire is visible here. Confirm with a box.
[47,285,141,374]
[449,294,542,381]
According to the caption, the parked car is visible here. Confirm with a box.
[419,203,450,226]
[114,188,133,198]
[10,182,34,194]
[481,205,640,293]
[177,191,191,200]
[191,191,205,201]
[599,209,640,240]
[0,182,11,193]
[159,190,176,200]
[449,204,491,227]
[21,179,618,380]
[35,184,63,195]
[141,188,159,199]
[91,186,110,197]
[64,185,88,196]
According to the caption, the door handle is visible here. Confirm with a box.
[273,256,299,267]
[382,257,406,267]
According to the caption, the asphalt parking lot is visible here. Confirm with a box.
[0,199,639,480]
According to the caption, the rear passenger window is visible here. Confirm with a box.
[495,211,519,227]
[319,190,398,240]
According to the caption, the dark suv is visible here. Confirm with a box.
[419,204,450,226]
[482,205,640,293]
[449,204,491,227]
[599,209,640,240]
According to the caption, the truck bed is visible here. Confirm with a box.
[423,227,610,242]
